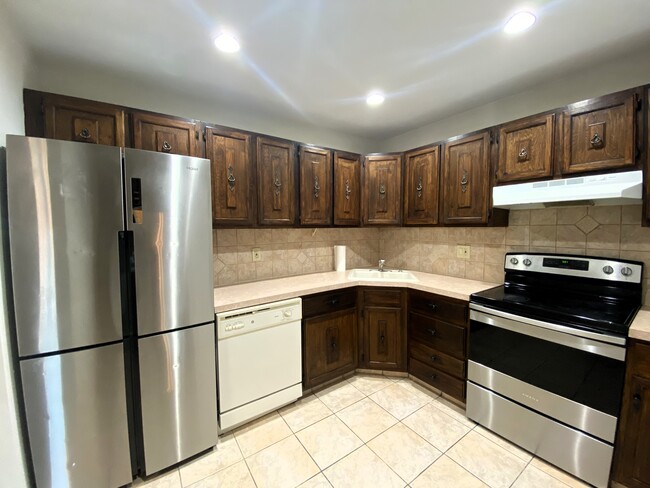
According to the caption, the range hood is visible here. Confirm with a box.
[493,170,643,209]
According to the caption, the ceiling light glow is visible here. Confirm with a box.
[214,33,240,53]
[504,11,536,34]
[366,92,385,106]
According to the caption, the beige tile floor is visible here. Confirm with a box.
[133,375,590,488]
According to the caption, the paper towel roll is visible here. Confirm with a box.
[334,245,346,271]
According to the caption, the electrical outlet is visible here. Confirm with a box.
[252,248,262,262]
[456,245,470,259]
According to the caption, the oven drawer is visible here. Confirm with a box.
[409,290,467,326]
[409,358,465,401]
[302,289,356,318]
[409,312,465,357]
[409,339,465,378]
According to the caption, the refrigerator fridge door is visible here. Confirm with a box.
[6,135,124,357]
[138,323,217,474]
[20,343,132,488]
[123,149,214,336]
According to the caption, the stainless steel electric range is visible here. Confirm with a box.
[467,253,643,488]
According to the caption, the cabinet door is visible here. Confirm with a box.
[303,309,357,388]
[496,114,554,183]
[132,112,198,156]
[300,146,332,225]
[560,90,637,175]
[363,154,402,225]
[404,145,440,225]
[333,151,361,225]
[442,132,490,225]
[364,307,404,370]
[206,127,255,226]
[43,94,125,146]
[257,137,296,225]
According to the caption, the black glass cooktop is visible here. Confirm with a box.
[471,283,640,337]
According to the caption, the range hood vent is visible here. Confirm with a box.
[493,170,643,209]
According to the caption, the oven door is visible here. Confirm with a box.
[468,304,626,443]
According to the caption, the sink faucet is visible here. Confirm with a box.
[378,259,386,272]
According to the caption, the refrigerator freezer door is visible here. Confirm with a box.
[6,136,124,357]
[138,323,217,475]
[124,149,214,336]
[20,343,132,488]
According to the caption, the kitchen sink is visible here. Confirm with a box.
[347,268,418,282]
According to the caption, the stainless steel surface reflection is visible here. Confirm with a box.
[20,344,132,488]
[138,324,217,474]
[124,148,214,335]
[7,136,124,356]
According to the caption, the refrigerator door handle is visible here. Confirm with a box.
[119,230,138,338]
[131,177,143,224]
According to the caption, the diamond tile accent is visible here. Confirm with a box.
[575,215,599,234]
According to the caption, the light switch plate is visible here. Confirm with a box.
[252,248,262,262]
[456,245,470,259]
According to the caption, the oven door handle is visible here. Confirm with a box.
[470,309,626,361]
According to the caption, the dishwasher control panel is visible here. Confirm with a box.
[216,298,302,339]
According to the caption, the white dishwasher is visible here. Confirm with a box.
[216,298,302,432]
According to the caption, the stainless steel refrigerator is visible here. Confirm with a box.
[5,135,217,487]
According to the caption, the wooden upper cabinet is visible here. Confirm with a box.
[442,132,490,225]
[132,112,198,156]
[403,145,440,225]
[257,137,296,226]
[560,90,638,175]
[206,127,255,226]
[363,154,402,225]
[43,94,125,146]
[299,146,332,225]
[333,151,362,226]
[496,114,554,183]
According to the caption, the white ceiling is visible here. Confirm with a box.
[5,0,650,139]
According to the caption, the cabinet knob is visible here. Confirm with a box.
[331,341,337,351]
[380,334,385,344]
[227,165,236,190]
[430,355,437,362]
[460,171,469,193]
[344,179,351,200]
[633,393,642,404]
[416,176,423,198]
[161,140,172,152]
[590,132,603,148]
[427,303,437,311]
[427,328,436,337]
[79,128,91,140]
[313,175,320,198]
[430,373,437,381]
[329,298,340,306]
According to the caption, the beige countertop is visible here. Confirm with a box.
[630,308,650,342]
[213,270,498,313]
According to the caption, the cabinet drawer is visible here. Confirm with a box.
[409,312,465,358]
[409,291,467,326]
[409,358,465,401]
[409,340,465,378]
[363,288,402,307]
[302,289,356,318]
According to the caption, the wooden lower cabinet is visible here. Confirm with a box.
[302,290,357,389]
[407,290,468,402]
[359,288,406,371]
[613,340,650,487]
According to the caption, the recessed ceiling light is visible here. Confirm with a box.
[366,92,385,106]
[214,33,240,53]
[504,11,536,34]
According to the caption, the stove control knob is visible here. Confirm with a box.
[523,258,532,267]
[510,258,519,265]
[621,267,633,277]
[602,265,614,275]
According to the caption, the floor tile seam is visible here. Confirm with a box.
[288,411,337,435]
[507,456,534,488]
[404,397,468,437]
[440,454,490,488]
[472,427,533,463]
[178,449,245,488]
[334,406,397,444]
[394,419,446,458]
[238,426,295,460]
[366,387,431,420]
[438,421,473,454]
[241,456,261,488]
[293,429,334,474]
[325,391,369,414]
[393,379,442,403]
[528,459,577,488]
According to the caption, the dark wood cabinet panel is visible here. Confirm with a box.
[43,94,125,146]
[409,340,465,378]
[409,290,468,326]
[206,127,255,226]
[303,289,357,318]
[614,340,650,487]
[496,113,555,183]
[408,312,465,359]
[256,137,296,226]
[364,307,403,370]
[303,308,357,389]
[442,132,490,225]
[333,151,362,226]
[300,146,332,225]
[404,145,440,225]
[132,112,198,156]
[409,358,465,401]
[560,90,638,175]
[363,154,402,225]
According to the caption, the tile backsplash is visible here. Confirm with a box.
[214,205,650,303]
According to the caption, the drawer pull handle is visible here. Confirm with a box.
[161,140,172,152]
[427,328,436,336]
[330,298,340,306]
[427,303,437,311]
[430,374,437,381]
[380,334,385,344]
[430,355,437,362]
[79,128,91,140]
[633,393,642,405]
[590,132,603,148]
[331,341,337,351]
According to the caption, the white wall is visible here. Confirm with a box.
[380,45,650,152]
[0,2,30,487]
[27,55,378,154]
